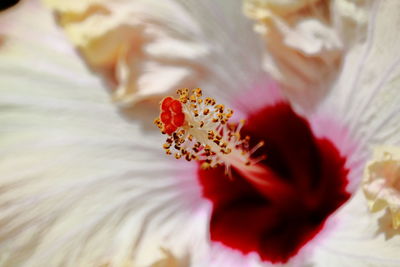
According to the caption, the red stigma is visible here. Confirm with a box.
[160,111,172,124]
[161,97,174,111]
[171,100,182,113]
[160,97,185,135]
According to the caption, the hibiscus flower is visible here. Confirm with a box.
[0,0,399,267]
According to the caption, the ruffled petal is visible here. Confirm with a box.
[363,146,400,229]
[244,0,371,110]
[43,0,265,107]
[42,0,209,105]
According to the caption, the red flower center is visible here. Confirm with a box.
[198,102,350,263]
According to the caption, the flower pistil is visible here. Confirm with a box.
[154,89,294,203]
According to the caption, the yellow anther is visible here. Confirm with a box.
[163,143,171,149]
[194,88,202,97]
[208,130,215,140]
[205,97,216,106]
[201,162,211,169]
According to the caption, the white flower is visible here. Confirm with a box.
[0,0,399,267]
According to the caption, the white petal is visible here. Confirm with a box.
[322,0,400,148]
[311,190,400,267]
[0,1,212,266]
[311,1,400,265]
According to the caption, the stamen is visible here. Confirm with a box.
[250,140,265,155]
[154,89,294,203]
